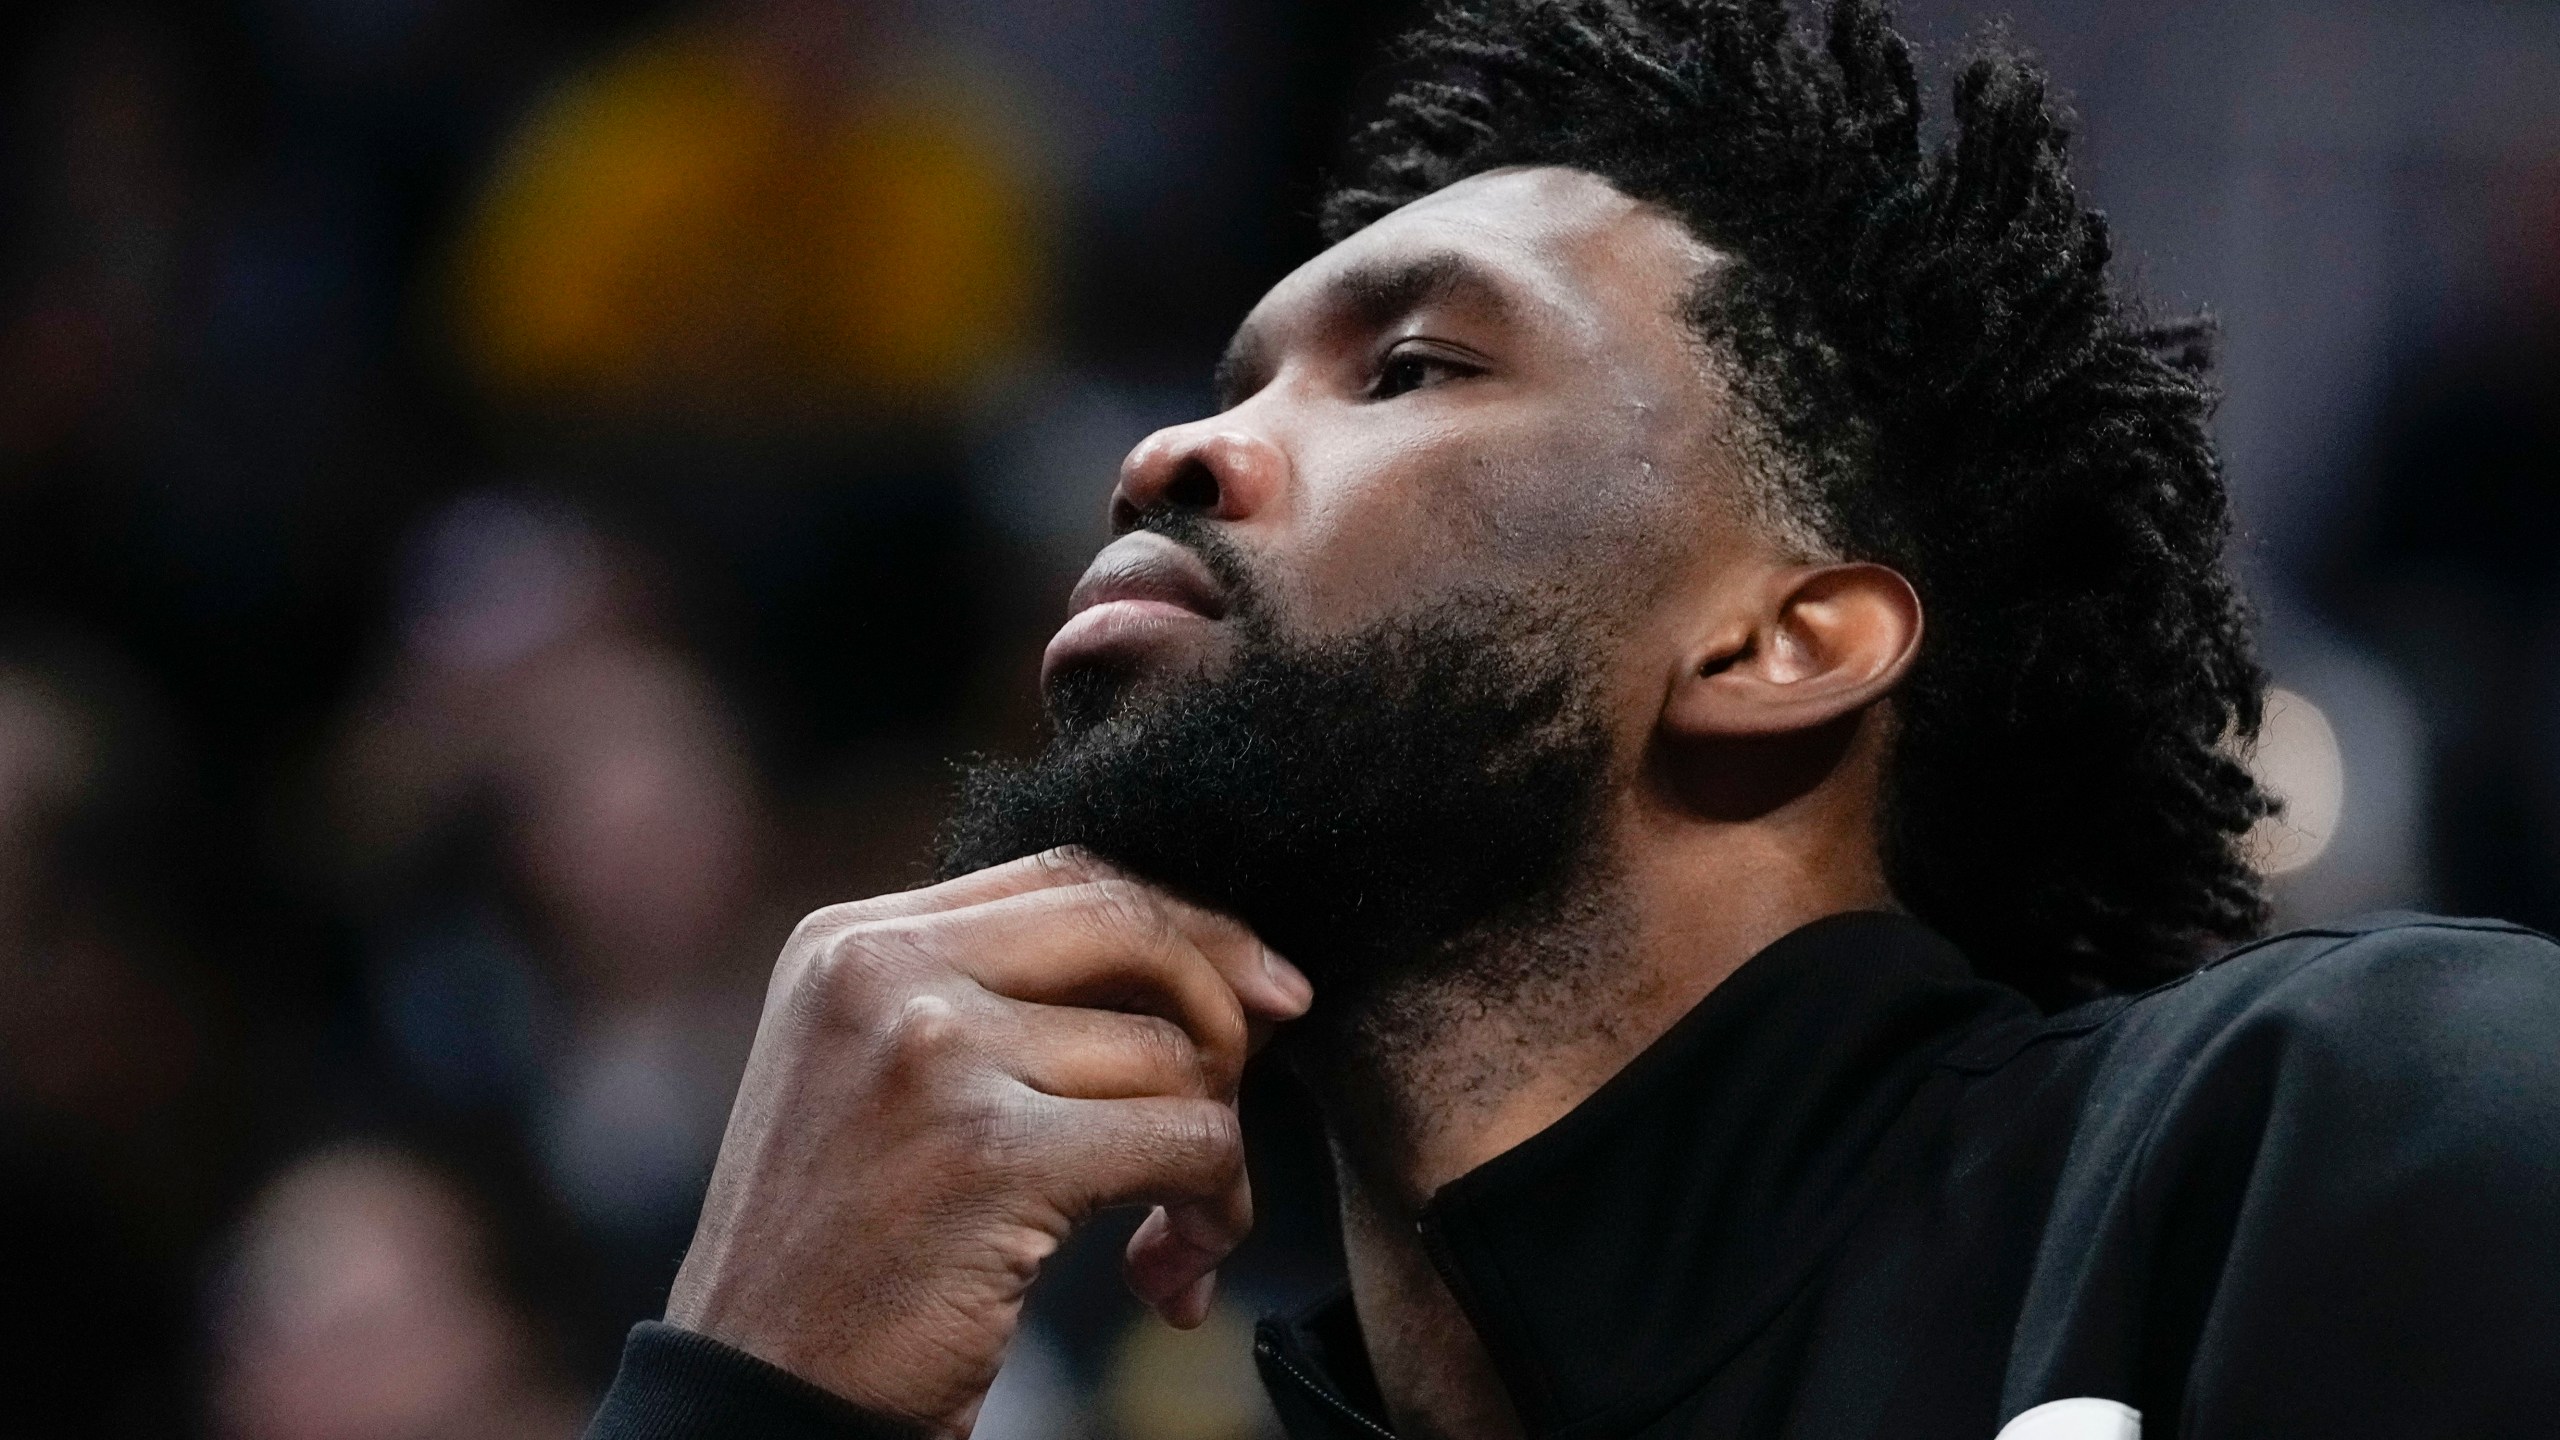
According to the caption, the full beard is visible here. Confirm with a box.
[934,527,1626,1065]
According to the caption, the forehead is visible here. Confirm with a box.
[1242,166,1720,347]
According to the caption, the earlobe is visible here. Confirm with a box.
[1664,562,1922,741]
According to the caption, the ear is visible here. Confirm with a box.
[1664,562,1923,741]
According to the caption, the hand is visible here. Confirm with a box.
[662,848,1313,1435]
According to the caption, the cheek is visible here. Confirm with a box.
[1270,406,1680,632]
[1494,407,1681,553]
[1283,429,1464,619]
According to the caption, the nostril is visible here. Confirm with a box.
[1164,462,1220,512]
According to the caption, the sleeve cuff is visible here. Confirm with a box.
[585,1322,929,1440]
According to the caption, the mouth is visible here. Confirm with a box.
[1042,531,1232,688]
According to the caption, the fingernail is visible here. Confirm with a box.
[1264,949,1313,1011]
[1176,1270,1217,1328]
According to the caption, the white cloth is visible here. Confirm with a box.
[1996,1398,2142,1440]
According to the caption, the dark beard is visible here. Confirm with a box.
[934,534,1618,1011]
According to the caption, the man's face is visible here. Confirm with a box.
[943,167,1767,990]
[1046,166,1751,716]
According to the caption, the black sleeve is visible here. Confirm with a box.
[2172,925,2560,1437]
[584,1323,929,1440]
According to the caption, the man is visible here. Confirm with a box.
[587,1,2560,1437]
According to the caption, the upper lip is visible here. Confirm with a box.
[1066,531,1229,621]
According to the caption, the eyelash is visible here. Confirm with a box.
[1369,344,1479,401]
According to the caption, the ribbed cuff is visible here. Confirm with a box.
[584,1322,928,1440]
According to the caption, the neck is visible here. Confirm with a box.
[1303,826,1890,1206]
[1294,784,1896,1439]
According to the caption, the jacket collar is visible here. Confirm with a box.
[1257,911,2036,1440]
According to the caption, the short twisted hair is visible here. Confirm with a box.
[1324,0,2271,1004]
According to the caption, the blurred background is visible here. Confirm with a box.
[0,0,2551,1435]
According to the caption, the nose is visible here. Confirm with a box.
[1109,421,1287,533]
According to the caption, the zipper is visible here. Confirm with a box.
[1254,1335,1402,1440]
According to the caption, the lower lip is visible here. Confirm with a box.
[1042,599,1215,681]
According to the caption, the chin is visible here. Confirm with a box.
[1043,650,1227,737]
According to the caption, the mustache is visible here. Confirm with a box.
[1121,508,1264,619]
[1043,508,1274,738]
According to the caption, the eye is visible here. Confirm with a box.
[1368,344,1479,401]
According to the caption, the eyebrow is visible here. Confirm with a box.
[1212,249,1515,410]
[1333,249,1512,328]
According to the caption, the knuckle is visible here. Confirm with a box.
[1190,903,1245,942]
[1084,878,1173,949]
[983,1216,1064,1277]
[1033,846,1102,886]
[785,929,894,1027]
[1158,1101,1244,1174]
[879,991,968,1069]
[1189,990,1250,1085]
[784,901,862,950]
[814,917,949,998]
[947,1084,1044,1177]
[1129,1014,1204,1090]
[1204,986,1248,1049]
[768,911,839,994]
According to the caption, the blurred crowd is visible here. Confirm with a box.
[0,1,2553,1437]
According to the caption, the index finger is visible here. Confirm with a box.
[813,849,1312,1023]
[798,847,1117,930]
[1127,885,1313,1031]
[928,880,1263,1094]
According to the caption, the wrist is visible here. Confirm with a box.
[588,1323,934,1440]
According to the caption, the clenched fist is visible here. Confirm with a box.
[662,848,1312,1436]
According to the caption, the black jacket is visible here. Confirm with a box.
[589,911,2560,1440]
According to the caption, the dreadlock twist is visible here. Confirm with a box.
[1325,0,2272,1004]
